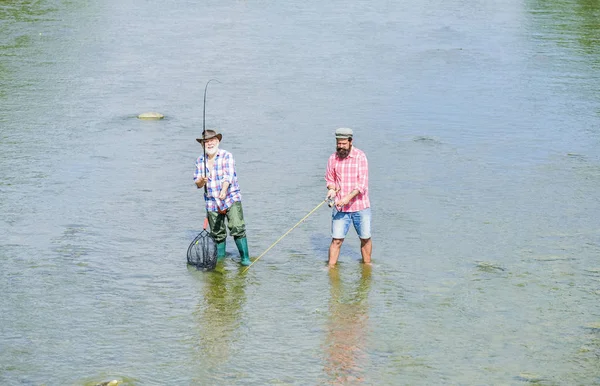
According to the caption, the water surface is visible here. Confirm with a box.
[1,0,599,384]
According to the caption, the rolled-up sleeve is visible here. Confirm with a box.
[222,153,235,184]
[325,155,336,187]
[355,154,368,194]
[194,157,203,180]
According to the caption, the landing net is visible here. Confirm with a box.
[187,228,217,271]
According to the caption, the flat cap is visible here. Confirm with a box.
[335,127,353,139]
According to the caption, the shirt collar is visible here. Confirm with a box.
[201,149,222,161]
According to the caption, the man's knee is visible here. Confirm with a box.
[229,224,246,239]
[331,238,344,246]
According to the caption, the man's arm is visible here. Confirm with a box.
[194,158,207,188]
[219,152,234,199]
[325,155,338,198]
[337,189,360,206]
[219,181,230,199]
[338,154,368,206]
[354,154,369,194]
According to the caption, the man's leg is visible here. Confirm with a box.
[227,202,250,266]
[353,208,372,264]
[328,238,344,267]
[329,210,350,267]
[207,211,228,260]
[360,238,372,264]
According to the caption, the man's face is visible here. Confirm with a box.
[336,138,352,159]
[204,137,220,155]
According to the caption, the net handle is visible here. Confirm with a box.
[203,217,209,230]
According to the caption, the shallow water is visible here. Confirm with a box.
[1,0,599,384]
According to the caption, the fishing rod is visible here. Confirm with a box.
[202,79,220,186]
[187,79,221,271]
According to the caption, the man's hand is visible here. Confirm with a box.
[326,188,336,200]
[336,197,350,208]
[336,190,358,208]
[195,176,208,188]
[219,182,229,200]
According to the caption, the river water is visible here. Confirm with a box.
[1,0,599,385]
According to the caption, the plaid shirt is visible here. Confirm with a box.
[325,146,370,212]
[194,149,242,212]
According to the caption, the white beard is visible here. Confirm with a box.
[205,143,219,156]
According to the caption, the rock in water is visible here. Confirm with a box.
[95,381,120,386]
[137,112,164,120]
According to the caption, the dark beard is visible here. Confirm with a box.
[336,146,350,159]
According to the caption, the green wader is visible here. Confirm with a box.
[207,201,250,266]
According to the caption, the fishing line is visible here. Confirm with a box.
[241,199,328,273]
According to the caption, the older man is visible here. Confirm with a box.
[325,128,371,266]
[194,129,250,266]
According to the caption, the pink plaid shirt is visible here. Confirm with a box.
[325,146,370,212]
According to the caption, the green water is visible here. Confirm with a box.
[1,0,599,384]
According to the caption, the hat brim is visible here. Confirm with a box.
[196,134,222,144]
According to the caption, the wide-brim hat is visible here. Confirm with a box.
[196,129,223,144]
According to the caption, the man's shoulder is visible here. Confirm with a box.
[218,149,232,157]
[351,147,367,158]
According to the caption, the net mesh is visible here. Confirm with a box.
[187,229,217,271]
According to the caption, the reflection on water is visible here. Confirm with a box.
[192,264,247,378]
[529,0,600,55]
[2,0,600,383]
[323,265,372,385]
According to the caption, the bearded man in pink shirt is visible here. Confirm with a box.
[325,128,372,267]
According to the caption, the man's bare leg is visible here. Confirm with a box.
[360,238,372,264]
[328,238,344,267]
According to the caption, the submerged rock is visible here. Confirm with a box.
[137,112,164,120]
[516,372,545,383]
[475,261,506,272]
[96,381,120,386]
[584,322,600,330]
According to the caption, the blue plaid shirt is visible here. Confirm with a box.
[194,149,242,212]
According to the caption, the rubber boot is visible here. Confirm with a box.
[235,237,250,266]
[217,242,226,261]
